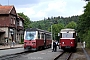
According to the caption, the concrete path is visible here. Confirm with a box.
[0,44,23,50]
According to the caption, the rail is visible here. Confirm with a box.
[66,52,72,60]
[54,52,72,60]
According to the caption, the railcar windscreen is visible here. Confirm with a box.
[62,33,73,38]
[25,31,36,40]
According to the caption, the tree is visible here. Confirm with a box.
[38,24,42,29]
[77,2,90,47]
[48,23,64,40]
[77,2,90,35]
[48,17,50,20]
[83,30,90,48]
[18,13,31,30]
[65,21,77,29]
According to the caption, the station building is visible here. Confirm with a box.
[0,5,24,45]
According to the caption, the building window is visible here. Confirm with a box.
[13,20,15,24]
[38,32,40,39]
[11,18,13,24]
[13,17,16,24]
[41,33,44,39]
[19,20,22,26]
[17,21,19,26]
[11,17,16,24]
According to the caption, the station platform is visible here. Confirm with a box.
[0,45,63,60]
[22,47,63,60]
[0,44,23,50]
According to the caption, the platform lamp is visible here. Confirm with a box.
[51,25,53,50]
[51,20,58,50]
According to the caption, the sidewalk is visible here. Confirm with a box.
[0,44,23,50]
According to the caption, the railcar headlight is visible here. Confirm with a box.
[71,42,73,44]
[62,42,64,44]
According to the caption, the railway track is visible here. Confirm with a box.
[0,48,48,60]
[0,51,32,60]
[82,47,90,60]
[54,52,72,60]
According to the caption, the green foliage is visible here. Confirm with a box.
[52,23,64,34]
[18,13,31,30]
[48,23,64,40]
[65,21,77,29]
[83,30,90,48]
[77,2,90,48]
[78,2,90,32]
[30,15,79,41]
[52,23,64,40]
[30,16,79,31]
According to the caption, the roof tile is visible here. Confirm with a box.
[0,5,13,14]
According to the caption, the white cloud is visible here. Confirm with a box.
[17,7,35,15]
[46,0,66,12]
[16,0,87,21]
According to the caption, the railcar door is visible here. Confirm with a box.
[44,33,46,48]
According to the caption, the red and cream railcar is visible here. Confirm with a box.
[59,28,77,50]
[24,28,52,51]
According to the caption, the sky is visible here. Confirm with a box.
[0,0,88,21]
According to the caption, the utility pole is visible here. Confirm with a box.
[8,0,9,5]
[51,25,53,50]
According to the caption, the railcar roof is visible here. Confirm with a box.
[60,28,75,33]
[25,28,51,34]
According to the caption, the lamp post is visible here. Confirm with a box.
[51,20,58,50]
[8,0,9,5]
[51,25,53,50]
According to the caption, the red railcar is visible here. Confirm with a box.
[59,28,77,51]
[24,28,52,51]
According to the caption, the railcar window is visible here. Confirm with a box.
[25,31,36,40]
[46,34,51,40]
[41,33,44,39]
[62,33,73,38]
[60,33,62,38]
[73,33,76,38]
[38,32,40,39]
[49,35,51,40]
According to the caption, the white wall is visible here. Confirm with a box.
[0,27,8,37]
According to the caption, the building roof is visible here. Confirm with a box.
[0,5,14,14]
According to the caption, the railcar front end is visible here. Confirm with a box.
[24,31,38,51]
[59,29,77,51]
[60,38,76,49]
[24,28,52,51]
